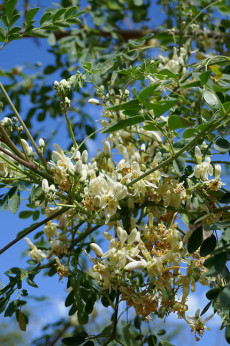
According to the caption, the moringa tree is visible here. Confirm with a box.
[1,0,230,345]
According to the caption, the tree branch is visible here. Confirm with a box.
[0,207,69,255]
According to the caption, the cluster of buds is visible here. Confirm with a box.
[1,117,12,134]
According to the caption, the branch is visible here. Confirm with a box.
[0,82,49,171]
[103,290,120,346]
[21,27,230,42]
[0,207,69,255]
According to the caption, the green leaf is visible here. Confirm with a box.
[124,325,131,346]
[17,310,27,331]
[200,301,212,316]
[19,210,34,219]
[64,7,77,19]
[29,185,44,205]
[62,332,88,346]
[143,124,159,131]
[206,287,220,300]
[193,71,211,85]
[173,157,186,173]
[225,325,230,344]
[168,115,192,130]
[8,26,21,35]
[9,13,20,26]
[102,115,144,133]
[47,33,56,46]
[222,230,230,242]
[106,99,141,112]
[218,122,230,137]
[52,9,66,22]
[40,12,52,26]
[28,29,47,38]
[26,8,39,25]
[6,0,17,20]
[0,195,8,212]
[100,59,114,75]
[0,298,9,314]
[203,252,227,276]
[150,99,178,117]
[203,90,220,110]
[26,276,38,288]
[214,138,230,152]
[9,191,20,214]
[219,285,230,307]
[139,84,160,102]
[66,18,81,25]
[182,128,198,139]
[205,220,230,230]
[77,310,89,324]
[65,289,76,307]
[0,27,6,41]
[180,80,200,88]
[187,226,203,253]
[4,300,18,317]
[157,329,166,335]
[200,234,216,257]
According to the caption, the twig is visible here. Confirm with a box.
[103,290,120,346]
[0,207,69,255]
[127,111,229,187]
[0,82,49,171]
[50,322,71,346]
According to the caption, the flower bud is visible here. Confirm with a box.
[90,243,103,257]
[215,164,221,179]
[103,232,113,240]
[42,179,49,193]
[124,260,146,271]
[94,195,101,209]
[82,150,88,164]
[39,138,45,148]
[88,98,101,105]
[53,81,59,88]
[103,141,111,157]
[75,160,82,173]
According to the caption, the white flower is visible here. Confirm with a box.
[44,222,59,239]
[21,139,33,156]
[194,146,213,180]
[124,260,146,271]
[88,98,101,105]
[25,238,46,263]
[90,243,103,257]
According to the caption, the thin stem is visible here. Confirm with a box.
[0,82,49,170]
[69,224,101,250]
[127,112,228,187]
[184,0,221,35]
[178,0,183,54]
[0,145,53,182]
[78,127,103,151]
[103,290,120,346]
[0,124,26,160]
[0,207,70,255]
[62,97,77,149]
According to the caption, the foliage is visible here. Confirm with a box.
[1,0,230,345]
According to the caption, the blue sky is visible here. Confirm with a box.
[0,2,229,345]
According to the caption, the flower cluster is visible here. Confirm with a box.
[86,215,210,327]
[0,80,224,339]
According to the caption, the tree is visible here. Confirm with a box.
[1,0,230,344]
